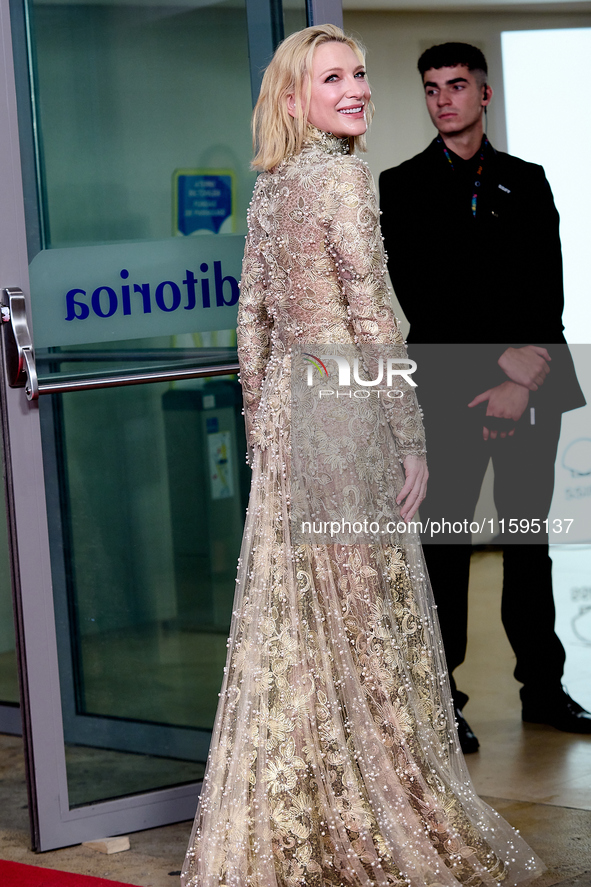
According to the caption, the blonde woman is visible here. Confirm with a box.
[181,25,543,887]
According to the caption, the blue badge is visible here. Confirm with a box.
[175,171,234,235]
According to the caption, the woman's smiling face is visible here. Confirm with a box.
[288,41,370,138]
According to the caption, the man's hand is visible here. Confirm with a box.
[468,381,530,440]
[498,345,551,390]
[397,455,428,521]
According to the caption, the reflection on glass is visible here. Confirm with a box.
[65,746,205,808]
[32,0,255,248]
[42,374,249,804]
[36,334,238,387]
[58,375,247,728]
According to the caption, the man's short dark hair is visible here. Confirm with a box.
[418,42,488,84]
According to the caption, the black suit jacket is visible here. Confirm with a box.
[379,138,584,415]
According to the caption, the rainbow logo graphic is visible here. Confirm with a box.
[303,353,329,378]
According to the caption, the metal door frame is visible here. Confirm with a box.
[0,0,343,852]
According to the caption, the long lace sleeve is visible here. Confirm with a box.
[237,208,272,465]
[325,159,426,458]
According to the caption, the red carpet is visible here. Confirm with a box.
[0,859,137,886]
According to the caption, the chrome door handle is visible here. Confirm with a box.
[1,286,239,400]
[1,287,39,399]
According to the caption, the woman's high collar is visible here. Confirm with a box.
[301,125,350,156]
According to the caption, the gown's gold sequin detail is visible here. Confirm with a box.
[181,128,543,887]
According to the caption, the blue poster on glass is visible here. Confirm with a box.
[173,169,235,236]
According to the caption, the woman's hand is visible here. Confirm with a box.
[396,455,428,522]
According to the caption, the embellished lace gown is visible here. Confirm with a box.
[181,128,543,887]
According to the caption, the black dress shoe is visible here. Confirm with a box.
[455,707,480,753]
[522,691,591,734]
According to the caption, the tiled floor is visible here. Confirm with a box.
[0,549,590,886]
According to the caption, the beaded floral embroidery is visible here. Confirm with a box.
[181,126,544,887]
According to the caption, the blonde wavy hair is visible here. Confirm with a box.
[252,24,373,171]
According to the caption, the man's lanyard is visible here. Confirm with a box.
[437,135,488,218]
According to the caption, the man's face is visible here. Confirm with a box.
[422,65,489,137]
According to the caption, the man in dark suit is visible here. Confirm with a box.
[379,42,589,752]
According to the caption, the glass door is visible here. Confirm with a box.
[0,0,323,851]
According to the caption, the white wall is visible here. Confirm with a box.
[344,9,591,335]
[503,26,591,345]
[345,8,591,179]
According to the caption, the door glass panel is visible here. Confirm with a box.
[17,0,256,810]
[24,0,251,380]
[33,0,254,249]
[43,369,250,807]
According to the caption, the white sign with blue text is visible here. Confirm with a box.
[29,235,245,348]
